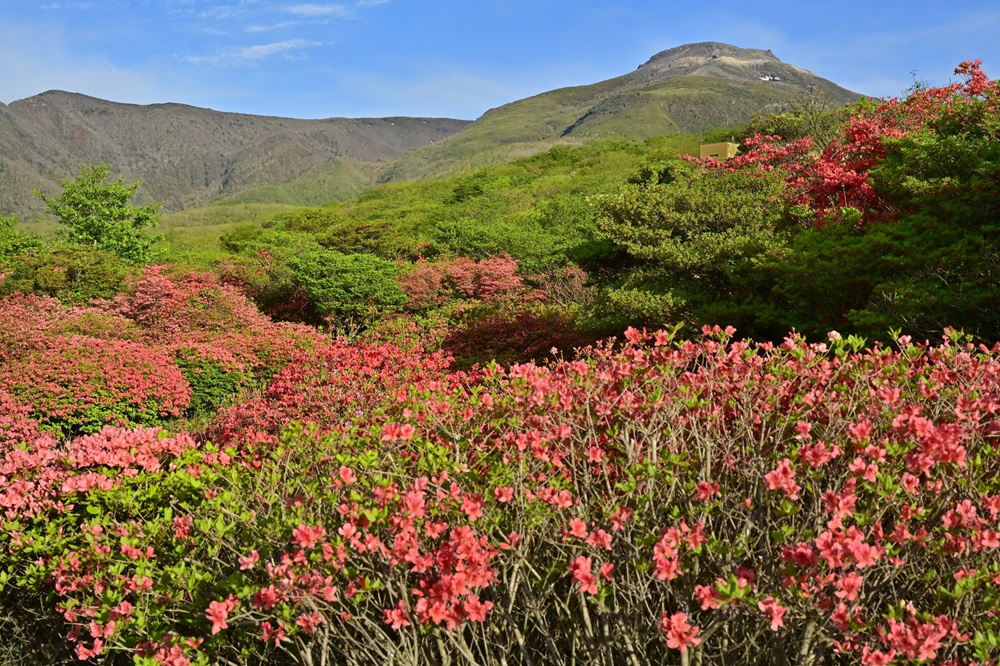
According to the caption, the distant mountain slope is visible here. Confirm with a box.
[0,91,469,219]
[379,42,862,182]
[0,43,862,222]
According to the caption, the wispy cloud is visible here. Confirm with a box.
[246,21,300,33]
[192,1,265,21]
[183,38,324,66]
[238,39,322,60]
[285,4,352,18]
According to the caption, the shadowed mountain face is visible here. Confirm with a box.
[379,42,862,182]
[0,91,469,219]
[0,43,861,220]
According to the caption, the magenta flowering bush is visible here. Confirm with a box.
[3,326,1000,665]
[0,267,323,434]
[0,334,191,435]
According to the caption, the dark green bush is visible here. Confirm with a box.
[0,243,137,304]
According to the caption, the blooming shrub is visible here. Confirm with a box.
[203,336,462,454]
[0,293,139,362]
[399,255,526,311]
[0,266,322,435]
[6,326,1000,665]
[95,265,323,409]
[689,60,999,228]
[0,389,44,449]
[0,335,191,436]
[96,264,277,340]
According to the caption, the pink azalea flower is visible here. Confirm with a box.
[660,612,702,653]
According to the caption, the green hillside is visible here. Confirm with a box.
[379,43,860,182]
[156,132,723,264]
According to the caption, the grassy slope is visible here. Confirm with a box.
[152,132,735,265]
[378,74,821,183]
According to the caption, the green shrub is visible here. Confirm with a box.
[287,249,407,332]
[174,354,249,418]
[0,244,137,304]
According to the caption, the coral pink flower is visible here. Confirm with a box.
[587,529,613,550]
[569,556,598,595]
[660,612,702,653]
[565,518,588,540]
[861,646,895,666]
[238,550,259,570]
[694,584,722,610]
[461,495,483,521]
[205,595,238,635]
[383,601,411,630]
[694,480,720,501]
[835,572,864,601]
[296,612,322,634]
[261,621,285,646]
[757,596,787,631]
[764,458,801,500]
[291,524,327,550]
[463,596,494,622]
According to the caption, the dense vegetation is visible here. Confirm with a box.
[1,60,999,665]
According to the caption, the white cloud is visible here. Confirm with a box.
[235,39,323,61]
[246,21,300,32]
[284,4,352,17]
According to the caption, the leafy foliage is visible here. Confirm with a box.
[0,243,138,304]
[594,161,790,332]
[36,163,162,263]
[287,249,407,331]
[0,215,42,263]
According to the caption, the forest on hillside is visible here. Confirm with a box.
[0,60,999,666]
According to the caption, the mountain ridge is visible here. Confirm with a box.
[377,42,862,182]
[0,91,468,220]
[0,42,862,221]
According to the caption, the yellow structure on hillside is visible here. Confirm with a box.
[699,142,739,160]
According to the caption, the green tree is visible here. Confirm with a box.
[35,163,162,263]
[0,215,41,263]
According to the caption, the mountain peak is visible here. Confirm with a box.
[625,41,852,99]
[639,42,780,72]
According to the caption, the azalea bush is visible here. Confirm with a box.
[0,334,191,436]
[4,326,1000,665]
[202,335,461,453]
[398,255,527,311]
[0,266,322,436]
[594,60,1000,342]
[94,265,323,403]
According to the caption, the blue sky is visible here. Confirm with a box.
[1,1,997,120]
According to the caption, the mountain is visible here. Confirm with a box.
[378,42,862,181]
[0,91,469,220]
[0,43,862,221]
